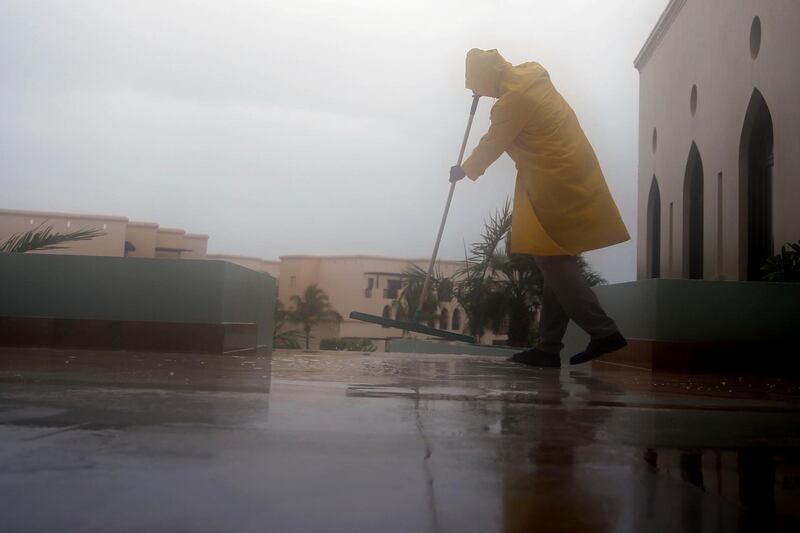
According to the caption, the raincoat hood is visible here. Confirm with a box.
[465,48,511,98]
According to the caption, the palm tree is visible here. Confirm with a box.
[761,240,800,282]
[288,284,342,350]
[455,200,604,347]
[393,264,446,327]
[454,201,516,340]
[485,245,545,347]
[272,299,302,349]
[273,299,288,337]
[0,223,105,253]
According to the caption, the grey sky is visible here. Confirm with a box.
[1,0,668,282]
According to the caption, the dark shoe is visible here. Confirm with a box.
[569,332,628,365]
[509,348,561,368]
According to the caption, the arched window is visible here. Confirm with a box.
[440,308,450,330]
[451,309,462,331]
[683,142,704,279]
[739,88,774,280]
[647,176,661,278]
[381,305,392,327]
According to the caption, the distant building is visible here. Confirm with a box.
[277,255,483,349]
[635,0,800,281]
[0,208,210,260]
[0,208,283,276]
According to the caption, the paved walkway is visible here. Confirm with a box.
[1,348,799,532]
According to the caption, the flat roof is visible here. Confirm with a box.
[0,207,129,223]
[127,221,159,228]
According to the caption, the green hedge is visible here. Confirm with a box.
[319,338,376,352]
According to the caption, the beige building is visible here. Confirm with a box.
[278,255,480,348]
[0,208,130,257]
[0,208,211,260]
[636,0,800,281]
[0,208,278,272]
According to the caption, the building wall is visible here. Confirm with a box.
[0,208,127,257]
[183,234,210,259]
[0,208,214,261]
[279,256,322,302]
[636,0,800,280]
[125,222,159,257]
[155,228,187,258]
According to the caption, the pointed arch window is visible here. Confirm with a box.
[440,308,450,330]
[739,89,774,280]
[647,176,662,278]
[683,142,705,279]
[452,309,462,331]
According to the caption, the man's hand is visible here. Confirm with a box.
[449,165,466,183]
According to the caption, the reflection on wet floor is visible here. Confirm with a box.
[643,447,800,528]
[1,347,799,532]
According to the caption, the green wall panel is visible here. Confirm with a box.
[562,279,800,355]
[0,254,276,350]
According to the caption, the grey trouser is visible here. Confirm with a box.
[534,255,619,353]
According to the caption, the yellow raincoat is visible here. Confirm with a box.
[461,49,630,256]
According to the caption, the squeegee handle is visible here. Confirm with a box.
[469,92,480,117]
[458,94,481,166]
[414,94,480,323]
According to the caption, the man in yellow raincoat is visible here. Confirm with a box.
[450,49,630,367]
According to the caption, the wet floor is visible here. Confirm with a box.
[1,348,799,532]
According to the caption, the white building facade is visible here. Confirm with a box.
[636,0,800,281]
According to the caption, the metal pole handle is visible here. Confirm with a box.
[414,94,480,323]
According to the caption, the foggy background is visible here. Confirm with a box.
[1,0,668,282]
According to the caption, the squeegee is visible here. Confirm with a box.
[350,94,480,343]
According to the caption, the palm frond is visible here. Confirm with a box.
[286,283,341,349]
[393,264,445,324]
[0,223,106,254]
[576,255,606,286]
